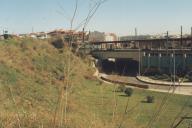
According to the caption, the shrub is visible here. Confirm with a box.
[124,88,133,97]
[3,34,9,39]
[146,96,155,103]
[51,38,64,49]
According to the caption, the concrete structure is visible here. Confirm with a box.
[120,35,151,41]
[86,37,192,75]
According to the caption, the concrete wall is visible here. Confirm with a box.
[142,53,192,74]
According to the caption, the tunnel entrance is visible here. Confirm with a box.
[99,59,139,76]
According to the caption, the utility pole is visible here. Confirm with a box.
[181,26,183,49]
[135,28,137,36]
[135,28,141,76]
[82,28,85,43]
[139,48,141,76]
[166,31,169,53]
[158,53,161,71]
[191,27,192,46]
[173,50,176,92]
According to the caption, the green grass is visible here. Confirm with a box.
[72,79,192,128]
[0,38,191,128]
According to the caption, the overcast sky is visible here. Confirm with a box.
[0,0,192,36]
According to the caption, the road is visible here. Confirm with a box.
[99,74,192,96]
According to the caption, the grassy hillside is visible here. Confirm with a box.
[0,38,191,128]
[0,38,94,128]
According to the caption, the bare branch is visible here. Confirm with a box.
[70,0,78,29]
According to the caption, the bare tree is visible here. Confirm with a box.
[53,0,108,127]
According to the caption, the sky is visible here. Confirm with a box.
[0,0,192,36]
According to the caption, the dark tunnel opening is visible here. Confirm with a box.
[99,59,139,76]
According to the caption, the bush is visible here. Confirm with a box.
[3,34,9,39]
[51,38,64,49]
[146,96,155,103]
[124,88,133,97]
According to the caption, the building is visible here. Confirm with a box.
[47,29,66,37]
[48,29,86,43]
[28,32,48,39]
[18,34,28,38]
[105,33,117,41]
[88,31,118,42]
[88,31,105,42]
[36,32,48,39]
[0,35,4,40]
[29,33,37,39]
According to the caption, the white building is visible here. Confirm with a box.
[105,33,117,41]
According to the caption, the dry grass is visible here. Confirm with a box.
[0,38,95,128]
